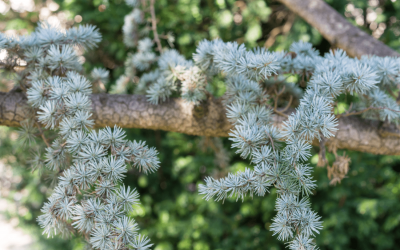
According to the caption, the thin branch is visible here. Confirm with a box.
[387,86,397,99]
[264,127,277,166]
[337,106,400,118]
[271,86,290,118]
[274,86,286,109]
[35,121,50,148]
[281,95,293,113]
[273,109,289,118]
[317,132,327,167]
[264,13,295,48]
[149,0,163,53]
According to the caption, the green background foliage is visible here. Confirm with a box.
[1,0,400,249]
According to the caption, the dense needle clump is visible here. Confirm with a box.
[1,22,158,249]
[120,3,399,247]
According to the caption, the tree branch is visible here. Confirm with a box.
[277,0,400,58]
[264,13,295,48]
[1,92,399,155]
[149,0,163,52]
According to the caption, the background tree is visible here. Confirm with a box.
[0,0,399,249]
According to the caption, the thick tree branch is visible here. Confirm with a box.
[1,92,399,155]
[277,0,400,58]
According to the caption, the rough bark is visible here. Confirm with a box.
[277,0,400,58]
[1,92,399,155]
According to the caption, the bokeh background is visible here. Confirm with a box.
[1,0,400,249]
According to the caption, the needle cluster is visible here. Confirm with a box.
[1,21,159,249]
